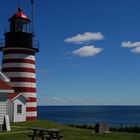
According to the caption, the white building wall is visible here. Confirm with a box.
[7,99,13,122]
[0,94,7,125]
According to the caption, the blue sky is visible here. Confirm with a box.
[1,0,140,105]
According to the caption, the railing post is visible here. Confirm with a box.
[0,39,2,47]
[0,39,5,48]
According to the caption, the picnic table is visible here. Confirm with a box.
[28,127,63,140]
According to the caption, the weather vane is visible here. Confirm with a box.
[18,0,21,7]
[31,0,35,35]
[18,0,35,34]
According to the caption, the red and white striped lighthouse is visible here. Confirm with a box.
[0,7,39,120]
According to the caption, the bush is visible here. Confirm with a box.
[67,124,95,130]
[68,123,140,133]
[110,125,140,133]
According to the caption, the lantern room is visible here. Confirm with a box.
[3,7,35,49]
[9,7,31,32]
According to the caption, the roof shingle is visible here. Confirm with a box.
[0,78,13,90]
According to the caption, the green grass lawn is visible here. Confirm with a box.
[0,120,140,140]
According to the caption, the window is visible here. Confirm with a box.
[17,104,22,114]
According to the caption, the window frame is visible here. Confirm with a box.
[17,104,22,114]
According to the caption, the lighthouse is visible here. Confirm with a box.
[0,7,39,120]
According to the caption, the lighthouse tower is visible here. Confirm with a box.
[0,7,39,120]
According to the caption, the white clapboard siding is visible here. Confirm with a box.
[0,101,7,125]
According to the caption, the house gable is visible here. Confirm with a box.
[0,71,10,82]
[0,71,14,93]
[8,93,29,102]
[0,78,14,93]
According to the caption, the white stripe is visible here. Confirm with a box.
[22,92,37,98]
[2,63,36,69]
[10,82,36,88]
[3,54,35,60]
[0,90,14,93]
[4,72,36,78]
[26,111,37,117]
[26,102,37,107]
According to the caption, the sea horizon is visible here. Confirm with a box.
[37,105,140,107]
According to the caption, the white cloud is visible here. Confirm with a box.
[37,69,47,74]
[64,32,104,44]
[121,41,140,54]
[72,45,103,57]
[131,47,140,53]
[121,41,140,48]
[38,96,107,105]
[51,97,62,101]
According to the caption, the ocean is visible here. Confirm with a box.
[37,106,140,127]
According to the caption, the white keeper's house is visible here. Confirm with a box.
[0,71,29,126]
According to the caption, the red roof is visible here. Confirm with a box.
[8,93,19,100]
[9,7,30,22]
[8,93,29,101]
[0,78,13,91]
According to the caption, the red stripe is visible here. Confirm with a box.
[3,49,35,55]
[28,97,37,102]
[2,67,36,73]
[10,77,36,83]
[3,59,35,64]
[13,87,36,92]
[26,116,37,120]
[26,107,37,112]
